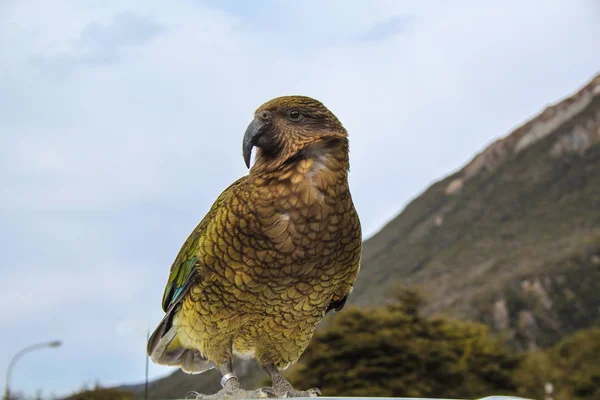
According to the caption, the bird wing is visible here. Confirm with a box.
[326,207,362,314]
[148,176,247,367]
[160,176,247,312]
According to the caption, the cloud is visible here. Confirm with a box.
[0,0,598,397]
[29,11,163,77]
[76,12,163,58]
[360,15,416,42]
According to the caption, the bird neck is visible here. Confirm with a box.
[250,137,350,181]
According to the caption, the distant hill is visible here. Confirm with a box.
[129,73,600,398]
[352,73,600,350]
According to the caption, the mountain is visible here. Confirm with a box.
[351,72,600,350]
[132,73,600,398]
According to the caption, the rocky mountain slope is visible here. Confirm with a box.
[132,73,600,398]
[351,73,600,350]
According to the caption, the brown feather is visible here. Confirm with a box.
[149,95,361,372]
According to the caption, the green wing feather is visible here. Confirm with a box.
[161,256,197,311]
[160,177,247,312]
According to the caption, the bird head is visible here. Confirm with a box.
[243,96,347,169]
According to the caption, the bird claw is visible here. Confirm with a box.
[258,387,277,398]
[283,388,321,398]
[184,387,276,399]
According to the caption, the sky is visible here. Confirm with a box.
[0,0,599,397]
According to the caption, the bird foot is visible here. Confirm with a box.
[272,382,321,398]
[280,388,321,398]
[186,387,276,399]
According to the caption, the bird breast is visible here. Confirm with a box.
[255,155,344,261]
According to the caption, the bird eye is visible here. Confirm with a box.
[289,110,301,120]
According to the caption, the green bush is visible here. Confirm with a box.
[515,327,600,400]
[287,287,520,398]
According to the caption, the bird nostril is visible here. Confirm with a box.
[261,111,270,120]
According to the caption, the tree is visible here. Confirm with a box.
[515,327,600,400]
[287,287,520,398]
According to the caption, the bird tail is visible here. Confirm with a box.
[147,308,213,374]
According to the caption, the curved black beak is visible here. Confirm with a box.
[243,118,264,168]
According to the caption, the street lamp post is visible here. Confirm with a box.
[4,340,61,400]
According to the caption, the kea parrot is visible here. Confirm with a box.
[147,96,362,399]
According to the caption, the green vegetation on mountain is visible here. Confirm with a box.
[288,289,600,400]
[287,287,520,398]
[515,327,600,400]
